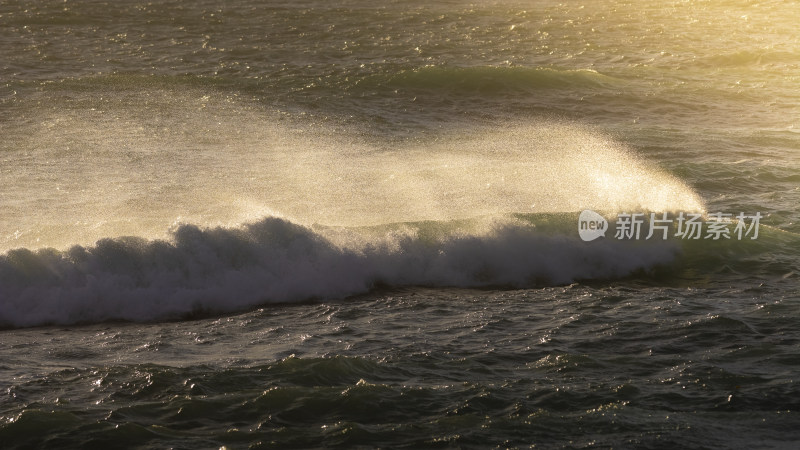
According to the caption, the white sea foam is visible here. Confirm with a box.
[0,216,680,328]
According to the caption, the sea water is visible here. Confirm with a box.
[1,0,799,447]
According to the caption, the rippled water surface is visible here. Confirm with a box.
[1,0,799,447]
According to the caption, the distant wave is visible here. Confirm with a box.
[0,216,679,328]
[360,66,619,94]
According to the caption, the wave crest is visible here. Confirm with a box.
[0,216,679,328]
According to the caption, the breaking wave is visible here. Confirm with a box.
[0,215,681,328]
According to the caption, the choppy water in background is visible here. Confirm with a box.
[1,0,799,447]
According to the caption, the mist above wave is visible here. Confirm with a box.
[1,79,703,251]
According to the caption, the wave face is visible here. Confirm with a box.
[0,216,681,328]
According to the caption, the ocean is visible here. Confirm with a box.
[1,0,799,447]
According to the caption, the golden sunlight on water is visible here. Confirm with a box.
[0,88,703,251]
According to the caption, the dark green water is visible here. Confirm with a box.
[3,287,800,448]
